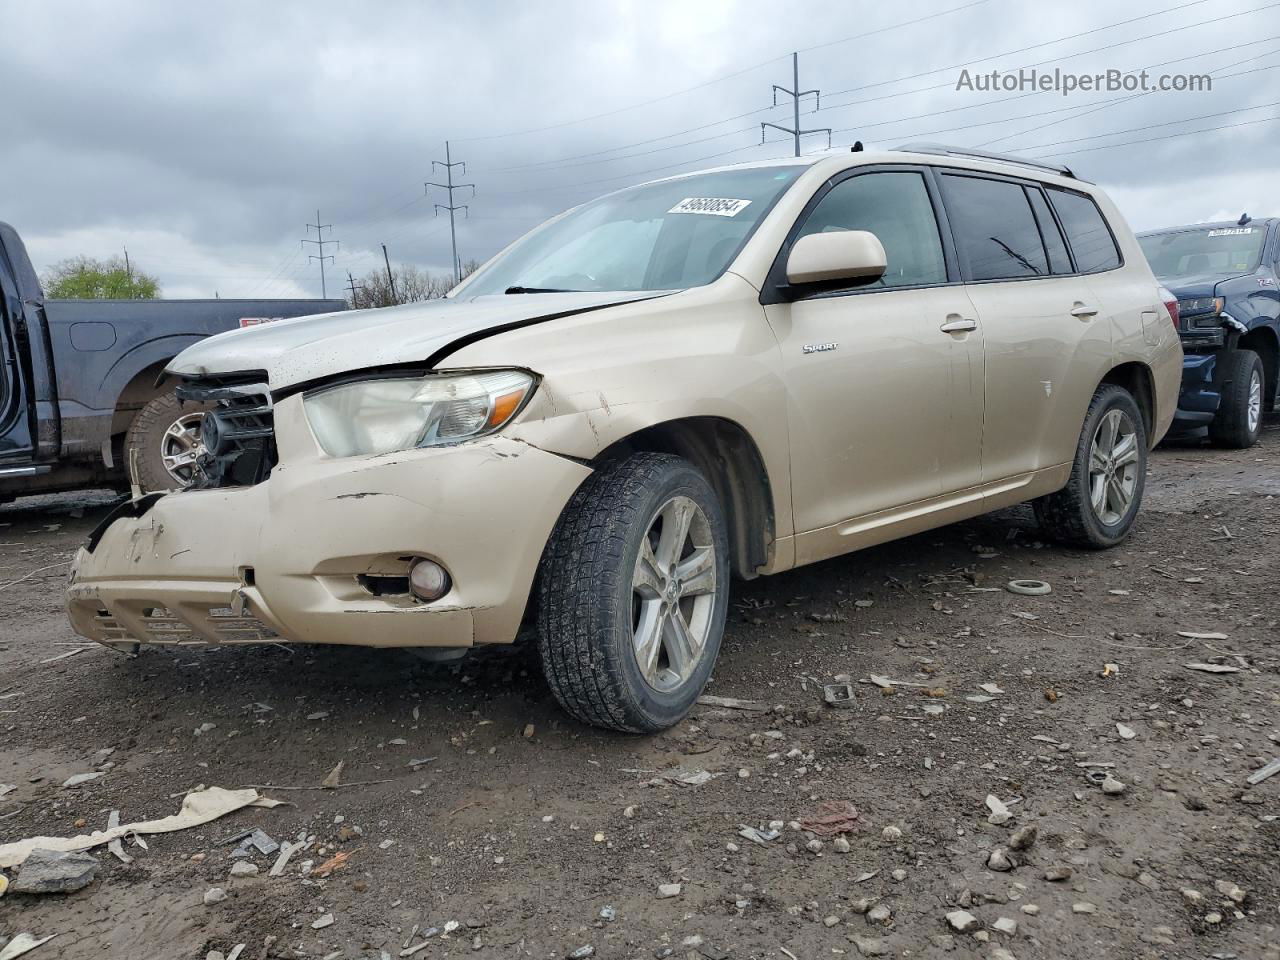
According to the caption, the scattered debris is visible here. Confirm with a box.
[1246,758,1280,786]
[978,682,1004,695]
[736,825,780,847]
[105,811,131,864]
[1183,663,1241,674]
[1101,663,1119,677]
[696,694,770,712]
[1008,824,1037,851]
[1116,723,1136,740]
[311,914,335,930]
[822,683,856,708]
[0,787,281,869]
[60,772,103,789]
[1006,579,1051,596]
[985,794,1013,825]
[204,887,228,906]
[38,646,95,665]
[231,829,279,857]
[798,801,864,837]
[313,850,355,878]
[987,848,1014,872]
[228,861,258,878]
[658,769,716,787]
[269,840,303,877]
[1176,631,1229,640]
[657,883,682,898]
[0,934,58,960]
[321,761,345,789]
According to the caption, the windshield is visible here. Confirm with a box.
[460,166,804,296]
[1138,225,1267,279]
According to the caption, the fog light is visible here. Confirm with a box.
[408,558,451,601]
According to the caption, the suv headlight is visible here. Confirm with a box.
[1177,296,1223,317]
[303,369,536,458]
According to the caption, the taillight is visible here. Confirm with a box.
[1159,286,1179,331]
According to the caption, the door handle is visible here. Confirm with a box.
[1070,302,1100,319]
[940,318,977,333]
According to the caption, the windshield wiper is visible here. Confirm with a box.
[505,285,577,294]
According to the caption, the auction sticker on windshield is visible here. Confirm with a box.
[668,197,752,217]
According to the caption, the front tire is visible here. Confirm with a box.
[1034,384,1147,549]
[125,393,213,493]
[1208,349,1264,449]
[537,453,730,733]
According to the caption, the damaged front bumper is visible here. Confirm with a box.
[67,434,591,650]
[1172,351,1220,429]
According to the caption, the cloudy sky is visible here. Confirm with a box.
[2,0,1276,300]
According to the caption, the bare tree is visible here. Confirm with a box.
[347,259,482,310]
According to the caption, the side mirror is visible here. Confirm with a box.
[785,230,887,287]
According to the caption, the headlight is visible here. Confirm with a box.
[303,369,536,457]
[1177,296,1223,317]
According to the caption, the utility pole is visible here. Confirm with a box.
[122,245,133,299]
[382,243,398,303]
[345,270,365,306]
[761,52,830,156]
[302,210,338,298]
[425,141,474,285]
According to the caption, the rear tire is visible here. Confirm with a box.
[537,453,730,733]
[1208,349,1263,449]
[1034,384,1147,549]
[125,393,213,493]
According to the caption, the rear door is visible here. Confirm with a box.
[939,171,1114,483]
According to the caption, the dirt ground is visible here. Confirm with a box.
[1,422,1278,960]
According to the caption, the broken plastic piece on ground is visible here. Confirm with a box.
[321,761,344,789]
[231,828,279,858]
[312,849,355,878]
[696,694,770,712]
[822,683,855,708]
[1177,631,1229,640]
[736,825,780,846]
[1246,757,1280,786]
[1183,662,1241,674]
[1006,579,1052,596]
[798,800,865,837]
[0,786,281,869]
[0,933,58,960]
[986,794,1013,825]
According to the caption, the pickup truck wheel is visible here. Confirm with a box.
[1033,384,1147,549]
[1208,349,1264,449]
[125,393,213,492]
[537,452,730,733]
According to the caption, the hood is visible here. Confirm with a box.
[168,291,658,392]
[1158,271,1249,300]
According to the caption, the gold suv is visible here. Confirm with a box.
[68,145,1182,732]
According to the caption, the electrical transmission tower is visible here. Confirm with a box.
[302,210,338,298]
[761,52,831,156]
[425,141,474,285]
[345,270,365,305]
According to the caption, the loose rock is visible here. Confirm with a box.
[657,883,682,898]
[945,910,979,932]
[11,848,98,894]
[1008,824,1037,851]
[204,887,228,905]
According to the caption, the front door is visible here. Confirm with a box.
[0,279,34,464]
[762,168,984,539]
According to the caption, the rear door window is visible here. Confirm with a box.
[1047,187,1122,273]
[795,170,947,288]
[940,174,1049,281]
[1027,187,1073,275]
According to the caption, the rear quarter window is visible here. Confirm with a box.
[1047,187,1122,274]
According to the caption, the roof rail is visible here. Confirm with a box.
[893,142,1076,180]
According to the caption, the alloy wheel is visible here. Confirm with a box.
[631,495,718,693]
[160,413,208,485]
[1088,408,1139,526]
[1248,369,1263,434]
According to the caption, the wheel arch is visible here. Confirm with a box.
[593,416,775,579]
[1100,361,1156,444]
[1238,326,1279,410]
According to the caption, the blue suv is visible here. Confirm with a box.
[1138,216,1280,448]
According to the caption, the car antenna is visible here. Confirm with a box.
[1238,212,1251,226]
[851,141,864,152]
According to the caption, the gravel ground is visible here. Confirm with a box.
[1,421,1278,960]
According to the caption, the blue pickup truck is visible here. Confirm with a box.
[1138,216,1279,448]
[0,221,346,502]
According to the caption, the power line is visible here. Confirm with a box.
[452,0,988,145]
[761,52,830,156]
[425,140,475,285]
[302,210,338,298]
[1028,112,1279,160]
